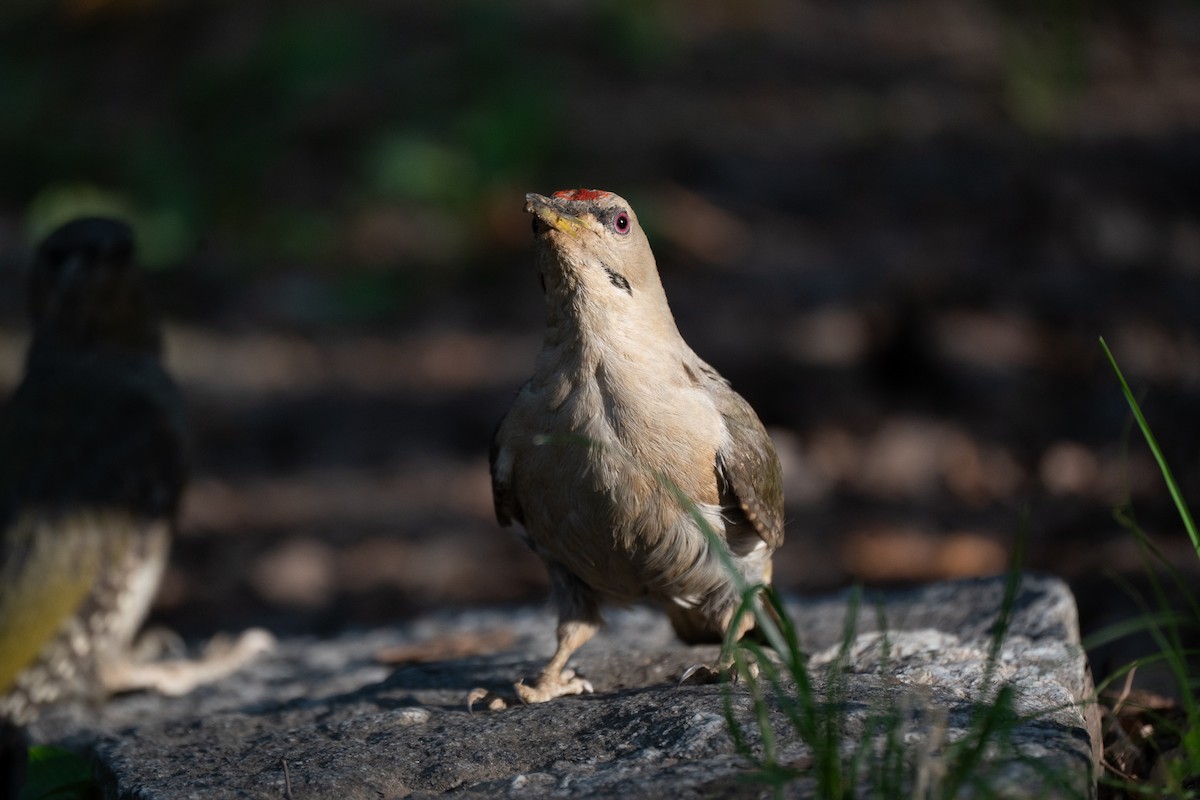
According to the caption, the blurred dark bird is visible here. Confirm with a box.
[487,190,784,706]
[0,218,271,735]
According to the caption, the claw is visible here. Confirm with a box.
[467,687,508,712]
[679,656,758,686]
[679,663,722,685]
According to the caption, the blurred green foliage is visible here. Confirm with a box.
[995,0,1092,132]
[18,745,93,800]
[0,0,690,325]
[364,134,476,206]
[0,0,1136,317]
[0,1,606,292]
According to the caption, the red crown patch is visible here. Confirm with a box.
[552,189,612,202]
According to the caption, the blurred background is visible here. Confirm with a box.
[0,0,1198,687]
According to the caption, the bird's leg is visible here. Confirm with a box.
[515,618,597,704]
[466,569,599,712]
[99,628,275,696]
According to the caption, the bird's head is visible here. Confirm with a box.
[525,190,677,340]
[29,217,161,356]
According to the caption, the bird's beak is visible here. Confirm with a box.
[525,193,587,239]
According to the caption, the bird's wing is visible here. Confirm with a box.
[706,370,785,552]
[489,412,522,527]
[0,512,131,694]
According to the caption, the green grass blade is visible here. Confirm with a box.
[1100,336,1200,554]
[1082,607,1195,651]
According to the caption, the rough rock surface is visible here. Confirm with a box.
[28,574,1098,799]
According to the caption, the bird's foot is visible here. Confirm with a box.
[103,627,276,696]
[466,687,512,712]
[514,669,594,705]
[679,657,759,686]
[466,667,594,711]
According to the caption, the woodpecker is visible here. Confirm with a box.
[0,218,271,733]
[490,190,784,704]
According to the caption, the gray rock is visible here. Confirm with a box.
[28,574,1098,799]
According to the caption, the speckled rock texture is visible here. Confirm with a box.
[28,574,1098,799]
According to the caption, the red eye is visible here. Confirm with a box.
[613,212,630,234]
